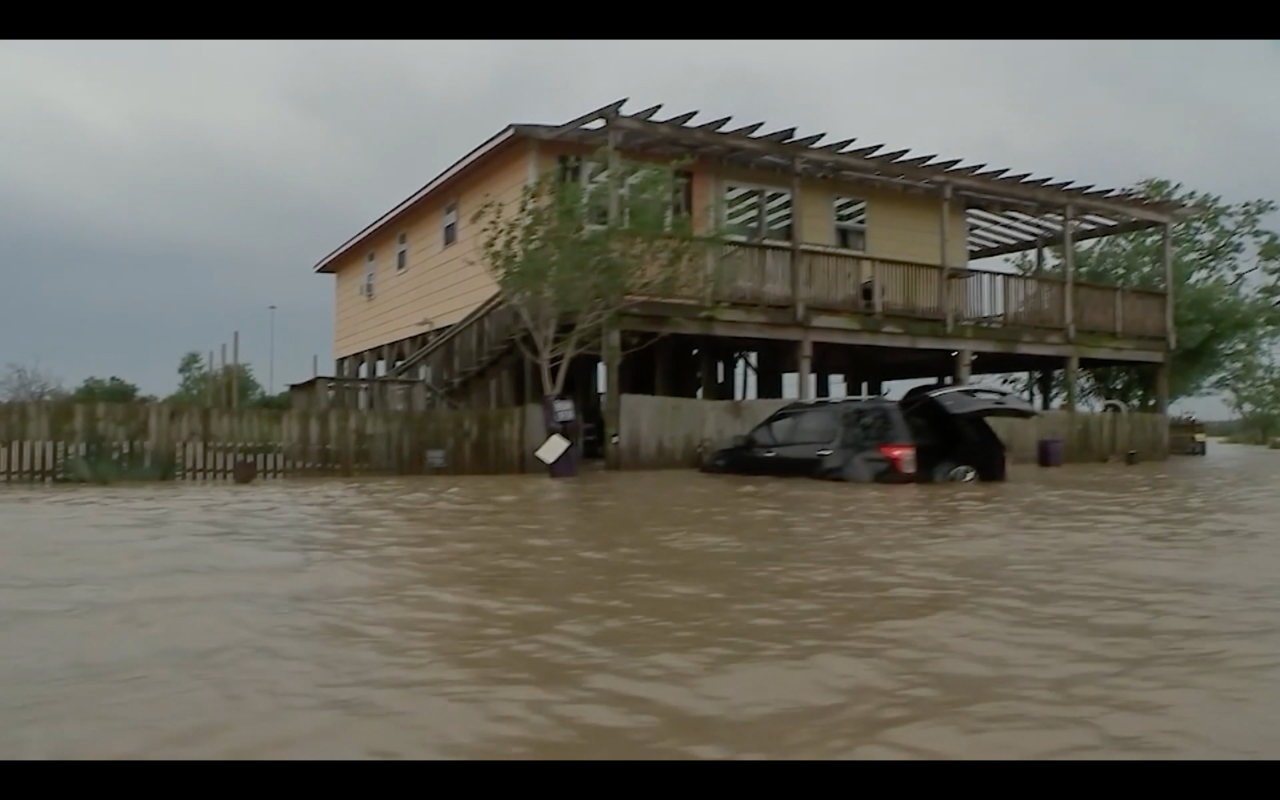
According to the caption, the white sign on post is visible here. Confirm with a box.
[552,398,576,424]
[534,432,572,465]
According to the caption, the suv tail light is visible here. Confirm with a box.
[878,444,917,474]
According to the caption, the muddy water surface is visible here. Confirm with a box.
[2,443,1279,759]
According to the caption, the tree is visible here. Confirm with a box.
[1,360,64,402]
[472,152,716,400]
[165,350,266,408]
[254,390,291,410]
[1215,349,1280,444]
[71,376,145,404]
[1008,179,1280,409]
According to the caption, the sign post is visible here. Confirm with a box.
[540,395,579,478]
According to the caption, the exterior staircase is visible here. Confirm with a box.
[384,292,523,408]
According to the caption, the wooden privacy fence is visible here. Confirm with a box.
[616,394,1169,470]
[0,402,541,483]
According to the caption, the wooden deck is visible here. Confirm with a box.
[652,241,1167,341]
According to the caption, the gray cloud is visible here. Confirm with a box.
[2,40,1276,415]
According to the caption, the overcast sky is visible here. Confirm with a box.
[2,40,1276,415]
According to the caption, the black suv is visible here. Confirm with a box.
[701,386,1037,483]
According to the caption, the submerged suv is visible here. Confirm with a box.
[701,386,1037,483]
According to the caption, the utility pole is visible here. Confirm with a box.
[220,344,227,408]
[232,331,240,410]
[268,305,278,396]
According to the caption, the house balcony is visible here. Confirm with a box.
[641,241,1167,345]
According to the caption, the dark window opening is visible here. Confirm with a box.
[558,155,582,184]
[791,410,839,445]
[443,203,458,247]
[672,170,693,218]
[751,412,799,447]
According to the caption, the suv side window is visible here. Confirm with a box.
[791,409,839,445]
[752,412,800,446]
[848,406,895,447]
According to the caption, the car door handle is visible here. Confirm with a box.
[762,450,777,457]
[815,449,833,456]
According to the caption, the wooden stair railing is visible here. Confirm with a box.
[383,292,523,404]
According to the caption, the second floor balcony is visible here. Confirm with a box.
[646,241,1168,343]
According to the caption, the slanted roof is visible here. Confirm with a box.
[313,99,1189,273]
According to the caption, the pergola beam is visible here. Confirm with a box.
[969,217,1159,260]
[599,111,1177,224]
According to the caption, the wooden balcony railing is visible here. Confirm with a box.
[657,241,1167,341]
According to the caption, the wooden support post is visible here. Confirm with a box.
[1155,362,1170,415]
[955,349,972,386]
[1037,371,1052,411]
[798,336,813,400]
[1163,222,1176,351]
[1064,355,1079,412]
[715,351,732,401]
[1034,244,1045,275]
[791,157,805,323]
[757,346,783,399]
[606,127,621,226]
[1063,204,1075,341]
[523,353,534,405]
[603,326,622,471]
[940,181,954,332]
[699,345,716,400]
[654,337,671,397]
[815,370,830,398]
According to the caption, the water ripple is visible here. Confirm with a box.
[2,444,1280,759]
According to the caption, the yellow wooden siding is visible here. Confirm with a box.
[331,137,971,358]
[709,165,967,266]
[332,143,530,358]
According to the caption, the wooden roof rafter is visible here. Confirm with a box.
[531,98,1189,261]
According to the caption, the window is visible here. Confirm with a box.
[395,232,408,271]
[584,161,610,227]
[672,170,693,219]
[751,412,799,447]
[443,203,458,247]
[791,410,839,445]
[834,196,867,251]
[361,251,376,298]
[845,407,895,447]
[557,154,582,185]
[724,185,792,241]
[561,156,693,231]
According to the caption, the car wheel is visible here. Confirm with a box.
[934,462,978,483]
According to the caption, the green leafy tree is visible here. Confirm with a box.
[71,376,145,404]
[1215,349,1280,444]
[253,390,291,410]
[166,351,266,408]
[1007,179,1280,409]
[472,152,716,398]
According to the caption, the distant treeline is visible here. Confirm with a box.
[1203,419,1243,436]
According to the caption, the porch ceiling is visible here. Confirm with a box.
[520,99,1192,262]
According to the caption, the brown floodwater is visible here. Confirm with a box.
[2,442,1279,759]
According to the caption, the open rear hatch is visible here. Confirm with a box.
[908,386,1038,418]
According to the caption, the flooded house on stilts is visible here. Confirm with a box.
[303,99,1186,469]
